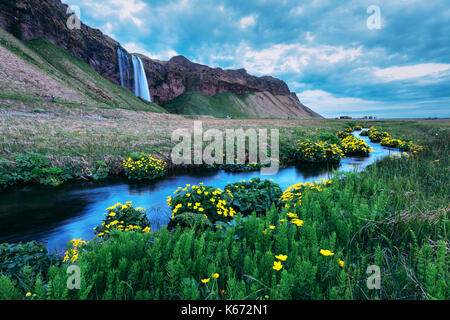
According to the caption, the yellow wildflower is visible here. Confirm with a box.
[320,249,335,257]
[273,261,283,271]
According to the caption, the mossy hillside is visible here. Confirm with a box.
[0,27,165,113]
[164,91,251,118]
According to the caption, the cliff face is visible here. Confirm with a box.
[0,0,121,84]
[140,55,294,105]
[0,0,323,118]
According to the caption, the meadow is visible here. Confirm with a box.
[0,113,448,300]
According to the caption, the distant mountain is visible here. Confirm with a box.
[0,0,323,119]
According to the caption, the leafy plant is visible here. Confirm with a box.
[0,242,60,285]
[224,178,282,216]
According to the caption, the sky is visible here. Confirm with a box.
[64,0,450,118]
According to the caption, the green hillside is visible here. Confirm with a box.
[163,91,251,118]
[0,27,166,113]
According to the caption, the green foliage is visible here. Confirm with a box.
[167,212,214,230]
[0,242,60,288]
[123,153,167,181]
[87,161,110,180]
[0,152,75,188]
[15,152,73,186]
[224,178,282,216]
[218,162,264,172]
[317,132,341,145]
[163,91,253,119]
[0,159,20,189]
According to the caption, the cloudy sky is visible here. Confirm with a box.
[64,0,450,118]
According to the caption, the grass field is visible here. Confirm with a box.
[0,115,448,300]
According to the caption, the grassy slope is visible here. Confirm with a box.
[164,91,251,118]
[0,27,165,113]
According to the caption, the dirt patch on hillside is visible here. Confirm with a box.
[0,45,88,103]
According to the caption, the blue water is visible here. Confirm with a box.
[117,48,132,90]
[132,55,151,102]
[0,132,398,253]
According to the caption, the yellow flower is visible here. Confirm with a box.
[320,249,335,257]
[273,261,283,271]
[26,292,32,297]
[201,278,210,284]
[291,218,304,227]
[275,254,288,261]
[212,273,220,279]
[269,225,276,230]
[339,260,345,268]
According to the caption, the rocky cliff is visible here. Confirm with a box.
[0,0,323,118]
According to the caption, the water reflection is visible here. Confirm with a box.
[0,131,398,252]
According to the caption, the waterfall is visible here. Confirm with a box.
[117,48,132,90]
[132,55,152,102]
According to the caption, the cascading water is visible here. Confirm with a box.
[117,48,132,90]
[132,55,152,102]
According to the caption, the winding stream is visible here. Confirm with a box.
[0,132,399,252]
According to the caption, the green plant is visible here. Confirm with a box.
[224,178,283,216]
[167,211,214,230]
[0,242,60,286]
[0,159,20,189]
[12,152,73,187]
[219,162,264,172]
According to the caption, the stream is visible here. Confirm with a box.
[0,132,399,252]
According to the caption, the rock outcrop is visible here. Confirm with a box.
[0,0,122,84]
[0,0,323,118]
[140,55,294,105]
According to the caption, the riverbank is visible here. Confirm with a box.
[1,109,448,189]
[0,130,448,300]
[0,130,395,250]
